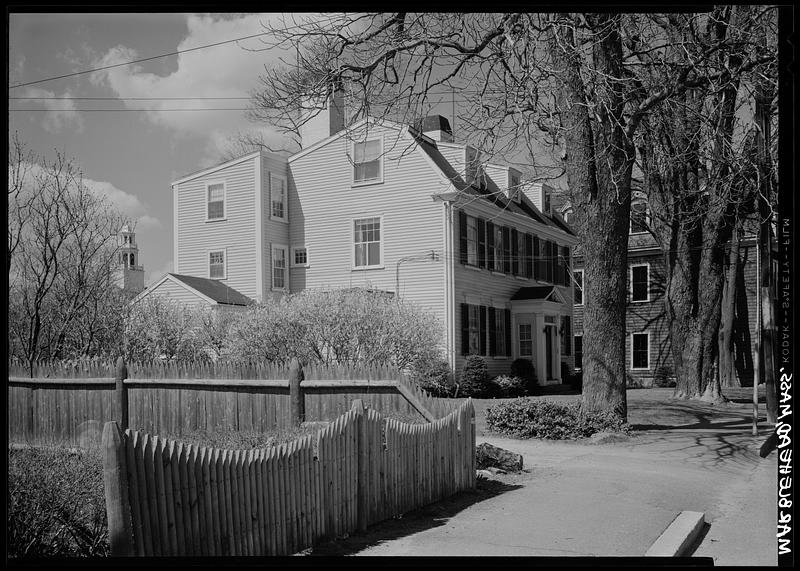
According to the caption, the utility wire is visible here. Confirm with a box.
[8,31,270,89]
[10,96,251,101]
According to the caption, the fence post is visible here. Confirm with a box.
[103,421,134,556]
[351,399,368,534]
[114,356,129,430]
[289,358,305,426]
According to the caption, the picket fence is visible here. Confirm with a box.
[103,398,476,556]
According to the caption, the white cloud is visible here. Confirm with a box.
[22,87,85,133]
[91,13,292,151]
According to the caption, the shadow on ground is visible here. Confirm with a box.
[306,478,523,555]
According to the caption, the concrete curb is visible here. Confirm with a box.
[645,511,706,557]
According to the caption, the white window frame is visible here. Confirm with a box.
[205,181,226,222]
[630,263,650,303]
[351,135,384,186]
[352,215,384,270]
[574,269,584,306]
[631,332,650,370]
[518,323,533,357]
[630,201,649,234]
[269,173,288,223]
[271,244,288,291]
[208,248,226,280]
[291,246,309,268]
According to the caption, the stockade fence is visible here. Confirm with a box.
[103,398,476,556]
[7,358,462,448]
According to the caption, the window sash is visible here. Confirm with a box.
[354,140,381,182]
[273,247,287,289]
[519,324,533,357]
[632,266,648,301]
[468,305,481,355]
[632,333,649,369]
[574,270,584,305]
[208,184,224,219]
[271,177,286,219]
[293,248,307,266]
[631,202,648,234]
[466,216,478,265]
[354,218,381,267]
[209,251,225,279]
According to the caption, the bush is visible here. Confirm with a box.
[459,355,490,397]
[409,357,457,397]
[510,358,537,392]
[489,375,528,398]
[8,446,108,558]
[485,398,629,440]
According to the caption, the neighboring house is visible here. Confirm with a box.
[134,273,253,310]
[562,194,765,387]
[164,94,577,383]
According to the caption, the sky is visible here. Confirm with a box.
[8,12,298,284]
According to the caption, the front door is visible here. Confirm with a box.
[545,324,555,379]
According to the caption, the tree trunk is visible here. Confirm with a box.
[719,228,741,387]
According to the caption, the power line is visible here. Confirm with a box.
[9,108,252,112]
[9,31,270,90]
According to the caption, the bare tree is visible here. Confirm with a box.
[247,10,775,419]
[8,144,127,374]
[636,6,778,402]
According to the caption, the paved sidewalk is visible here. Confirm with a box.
[311,390,779,563]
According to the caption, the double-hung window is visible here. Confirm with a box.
[207,182,225,220]
[292,247,308,267]
[493,226,504,272]
[272,245,288,290]
[519,324,533,357]
[354,217,381,268]
[632,333,650,369]
[631,264,649,302]
[209,250,226,279]
[353,138,382,184]
[270,174,287,222]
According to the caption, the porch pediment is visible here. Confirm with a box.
[510,286,566,304]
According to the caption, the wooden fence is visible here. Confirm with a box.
[103,398,476,556]
[8,359,461,447]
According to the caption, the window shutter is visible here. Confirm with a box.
[458,210,468,265]
[486,222,495,270]
[511,230,519,275]
[504,309,512,357]
[502,227,511,273]
[488,307,496,357]
[564,316,572,355]
[563,246,571,286]
[525,233,534,278]
[548,241,555,283]
[533,235,540,280]
[460,304,470,355]
[479,305,487,356]
[477,218,486,269]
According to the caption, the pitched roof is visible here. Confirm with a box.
[407,127,573,235]
[510,286,563,302]
[168,274,254,306]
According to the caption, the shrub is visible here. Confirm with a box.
[489,375,528,398]
[510,358,537,392]
[459,355,490,397]
[485,398,629,440]
[409,357,457,397]
[8,446,108,558]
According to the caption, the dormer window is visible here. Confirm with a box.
[353,138,382,184]
[544,190,551,214]
[510,173,521,202]
[630,201,649,234]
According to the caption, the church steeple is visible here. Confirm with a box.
[116,223,145,293]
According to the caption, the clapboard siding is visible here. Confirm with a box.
[262,155,292,303]
[174,156,260,300]
[453,203,575,379]
[288,125,447,328]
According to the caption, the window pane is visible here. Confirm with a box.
[632,266,648,301]
[273,248,286,289]
[574,270,583,304]
[466,216,478,265]
[468,305,480,355]
[209,251,224,278]
[294,248,307,265]
[519,324,532,356]
[354,218,381,266]
[633,334,649,368]
[631,202,648,233]
[208,201,224,219]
